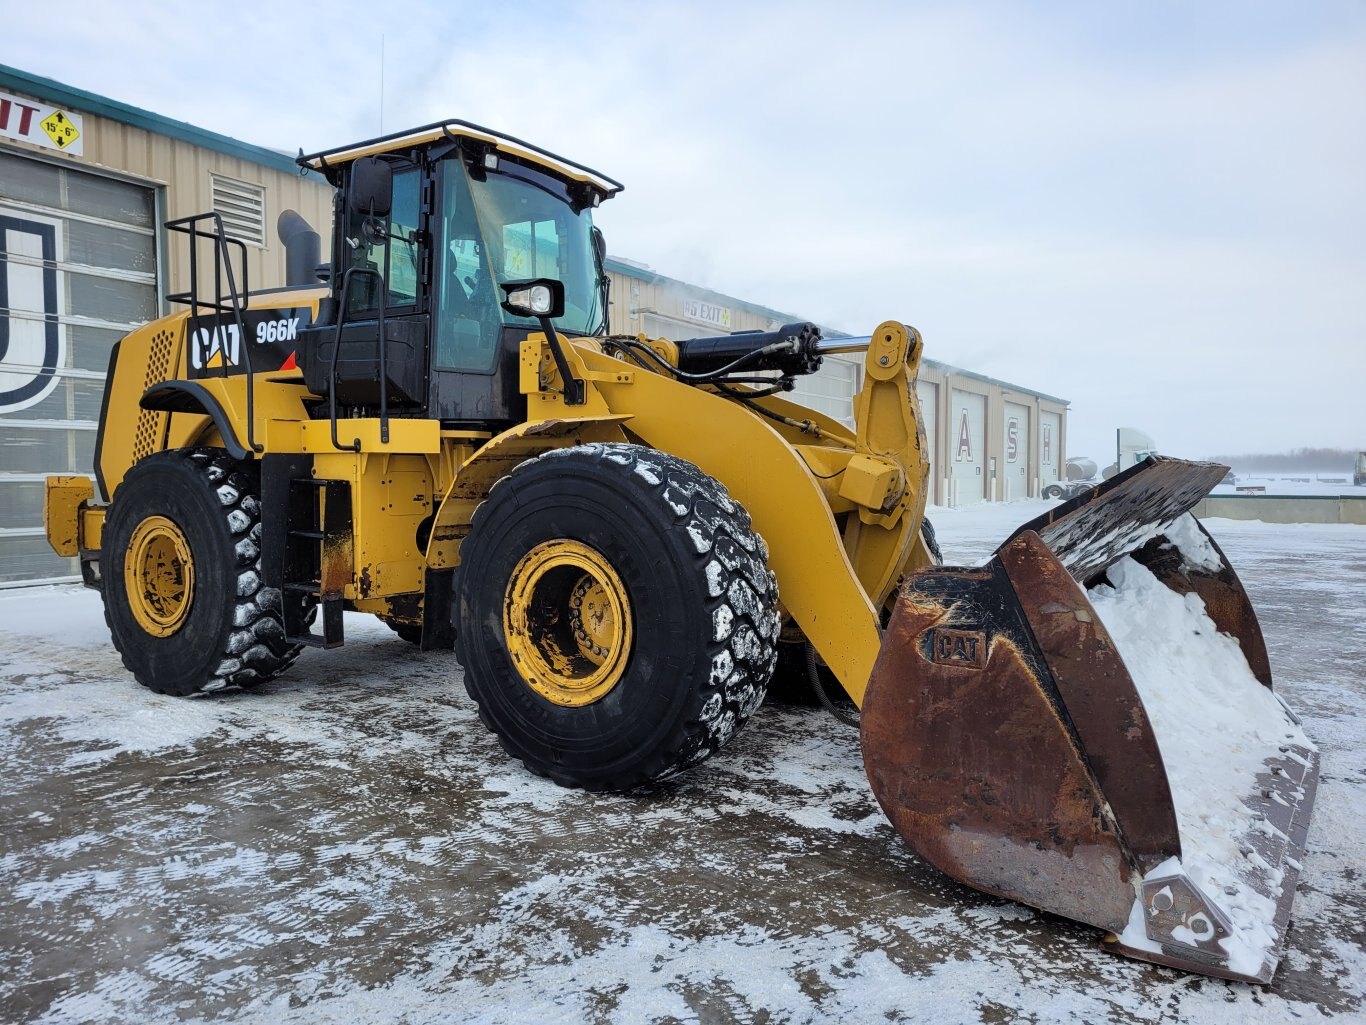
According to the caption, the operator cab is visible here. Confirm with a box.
[296,121,622,430]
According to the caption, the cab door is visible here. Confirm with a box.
[316,160,431,410]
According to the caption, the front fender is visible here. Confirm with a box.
[424,415,633,571]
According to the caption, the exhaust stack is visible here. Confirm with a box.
[277,209,322,287]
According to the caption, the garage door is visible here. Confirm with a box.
[949,389,985,506]
[1003,400,1031,500]
[1040,411,1061,485]
[789,355,858,428]
[0,148,157,585]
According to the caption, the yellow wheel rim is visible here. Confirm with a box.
[504,540,633,707]
[124,515,195,637]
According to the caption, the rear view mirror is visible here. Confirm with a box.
[348,157,393,217]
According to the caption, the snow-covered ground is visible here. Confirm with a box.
[1,501,1363,1024]
[1207,473,1365,498]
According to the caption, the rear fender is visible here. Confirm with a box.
[140,381,249,460]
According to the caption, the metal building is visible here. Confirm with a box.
[0,65,1067,586]
[914,365,1068,508]
[604,257,862,427]
[0,65,333,585]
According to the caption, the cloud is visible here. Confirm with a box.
[2,0,1362,458]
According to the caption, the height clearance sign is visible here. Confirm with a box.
[0,91,83,155]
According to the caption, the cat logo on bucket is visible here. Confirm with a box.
[929,628,988,669]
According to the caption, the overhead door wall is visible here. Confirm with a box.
[0,149,157,584]
[949,389,986,506]
[915,380,938,505]
[790,355,858,428]
[1003,400,1031,500]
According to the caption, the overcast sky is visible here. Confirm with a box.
[4,0,1363,462]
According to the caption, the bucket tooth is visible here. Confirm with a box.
[1139,871,1235,961]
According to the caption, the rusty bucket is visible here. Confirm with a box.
[862,457,1318,982]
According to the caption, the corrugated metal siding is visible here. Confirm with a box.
[607,269,784,337]
[64,112,333,297]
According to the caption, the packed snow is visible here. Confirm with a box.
[1091,554,1311,978]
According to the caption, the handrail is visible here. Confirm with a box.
[164,212,261,453]
[326,267,390,451]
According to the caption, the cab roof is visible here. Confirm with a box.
[297,119,624,197]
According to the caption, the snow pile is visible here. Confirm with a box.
[1164,513,1225,572]
[1089,556,1313,977]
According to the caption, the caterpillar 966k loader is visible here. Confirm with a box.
[44,121,1316,983]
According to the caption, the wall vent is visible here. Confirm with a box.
[210,174,266,247]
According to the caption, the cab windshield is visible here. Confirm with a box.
[435,156,604,372]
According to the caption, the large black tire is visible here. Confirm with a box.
[101,448,303,695]
[921,514,942,564]
[455,443,780,791]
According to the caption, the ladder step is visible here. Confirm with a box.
[284,581,321,594]
[289,529,326,541]
[284,596,345,649]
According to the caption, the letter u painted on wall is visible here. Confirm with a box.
[0,214,64,415]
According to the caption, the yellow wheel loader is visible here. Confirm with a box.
[43,120,1316,983]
